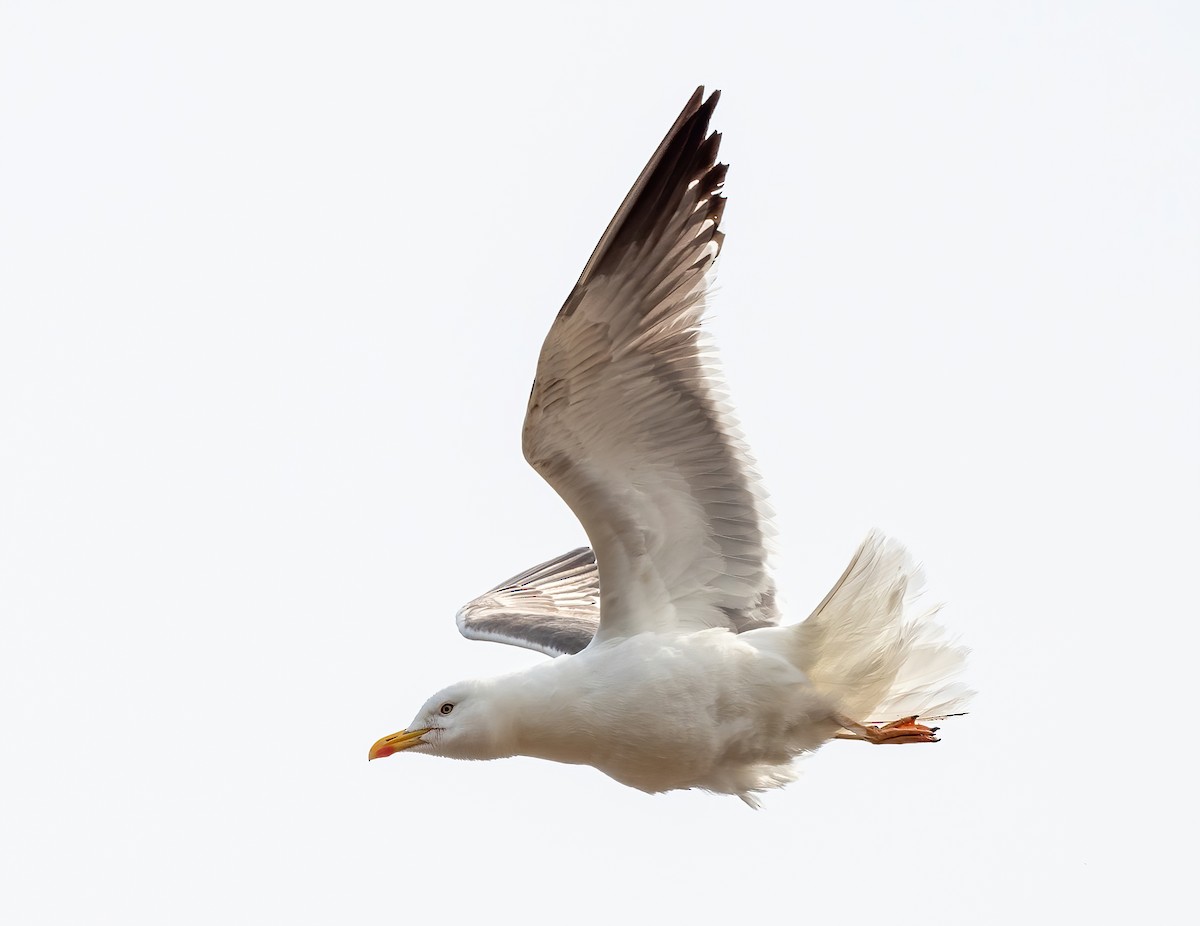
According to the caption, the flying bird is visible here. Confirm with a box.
[369,89,971,806]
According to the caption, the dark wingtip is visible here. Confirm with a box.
[586,88,725,273]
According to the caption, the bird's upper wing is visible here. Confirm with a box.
[456,548,600,657]
[522,88,777,644]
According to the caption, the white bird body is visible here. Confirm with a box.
[469,630,835,798]
[369,88,972,806]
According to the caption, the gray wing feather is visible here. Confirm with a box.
[521,88,778,641]
[456,548,600,657]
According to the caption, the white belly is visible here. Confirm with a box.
[514,629,840,797]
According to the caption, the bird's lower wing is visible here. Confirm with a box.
[456,547,600,657]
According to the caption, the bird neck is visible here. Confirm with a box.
[485,658,609,767]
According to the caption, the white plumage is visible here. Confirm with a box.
[369,88,972,806]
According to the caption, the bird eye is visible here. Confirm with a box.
[439,702,454,715]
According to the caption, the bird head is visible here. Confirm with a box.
[369,680,504,762]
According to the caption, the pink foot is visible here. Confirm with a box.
[835,714,941,745]
[865,715,940,744]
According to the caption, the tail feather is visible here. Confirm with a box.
[794,530,973,723]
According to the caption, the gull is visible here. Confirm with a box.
[369,88,971,806]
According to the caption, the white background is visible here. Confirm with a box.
[2,2,1196,923]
